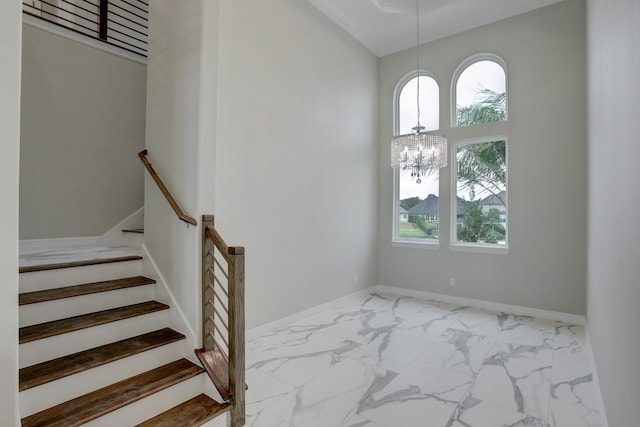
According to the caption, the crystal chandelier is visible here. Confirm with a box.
[390,0,447,183]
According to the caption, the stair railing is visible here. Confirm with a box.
[138,150,197,226]
[22,0,148,57]
[198,215,245,427]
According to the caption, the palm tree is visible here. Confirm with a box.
[456,89,507,205]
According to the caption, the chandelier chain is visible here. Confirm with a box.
[416,0,420,130]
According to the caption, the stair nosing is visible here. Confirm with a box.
[19,301,170,344]
[20,359,204,427]
[19,255,143,274]
[122,228,144,234]
[19,327,186,391]
[19,275,157,306]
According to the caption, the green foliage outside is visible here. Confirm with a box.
[400,197,421,210]
[457,201,503,244]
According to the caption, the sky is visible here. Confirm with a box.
[398,60,505,201]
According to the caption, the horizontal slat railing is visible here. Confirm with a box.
[199,215,245,427]
[138,150,197,226]
[22,0,148,57]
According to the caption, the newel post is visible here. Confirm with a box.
[228,245,245,426]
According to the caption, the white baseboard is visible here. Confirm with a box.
[373,284,586,325]
[20,236,101,254]
[246,287,375,342]
[140,244,197,351]
[584,323,609,427]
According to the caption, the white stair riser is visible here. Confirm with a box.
[19,310,169,368]
[121,232,144,248]
[20,340,187,417]
[20,260,143,292]
[200,412,230,427]
[81,374,205,427]
[19,285,156,327]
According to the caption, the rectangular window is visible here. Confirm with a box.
[396,169,439,243]
[453,140,507,246]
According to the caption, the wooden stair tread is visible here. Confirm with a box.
[20,328,185,391]
[19,255,143,273]
[195,348,231,402]
[19,301,169,344]
[21,358,204,427]
[135,394,229,427]
[122,228,144,234]
[19,275,156,305]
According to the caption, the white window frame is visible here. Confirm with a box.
[451,53,508,128]
[449,136,509,255]
[392,69,441,248]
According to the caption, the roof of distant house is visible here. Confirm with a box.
[409,194,439,216]
[479,191,507,206]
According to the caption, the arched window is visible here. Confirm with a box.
[393,71,441,244]
[397,73,439,134]
[453,55,507,127]
[451,54,509,251]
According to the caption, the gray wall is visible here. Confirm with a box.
[215,0,379,329]
[587,0,640,425]
[144,0,213,338]
[377,0,588,314]
[0,1,21,425]
[20,25,146,239]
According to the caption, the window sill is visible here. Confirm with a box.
[391,241,440,250]
[448,244,509,255]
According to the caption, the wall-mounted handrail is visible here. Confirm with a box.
[199,215,245,426]
[138,149,197,226]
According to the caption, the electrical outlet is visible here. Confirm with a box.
[449,278,456,287]
[353,274,358,284]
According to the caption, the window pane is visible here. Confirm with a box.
[399,75,439,134]
[455,60,506,127]
[455,140,507,245]
[398,171,439,241]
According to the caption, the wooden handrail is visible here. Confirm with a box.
[138,150,197,226]
[205,225,245,263]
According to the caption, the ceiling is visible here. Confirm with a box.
[307,0,564,57]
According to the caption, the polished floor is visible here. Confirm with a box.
[245,292,602,427]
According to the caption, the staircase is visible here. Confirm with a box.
[18,250,230,426]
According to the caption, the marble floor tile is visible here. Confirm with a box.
[245,368,297,417]
[245,410,292,427]
[358,360,472,427]
[548,398,601,427]
[245,292,604,427]
[447,394,548,427]
[471,345,552,420]
[248,331,361,387]
[553,323,588,357]
[266,357,395,427]
[551,352,598,414]
[353,327,438,373]
[342,415,385,427]
[417,328,494,376]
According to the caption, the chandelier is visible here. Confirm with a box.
[390,0,447,183]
